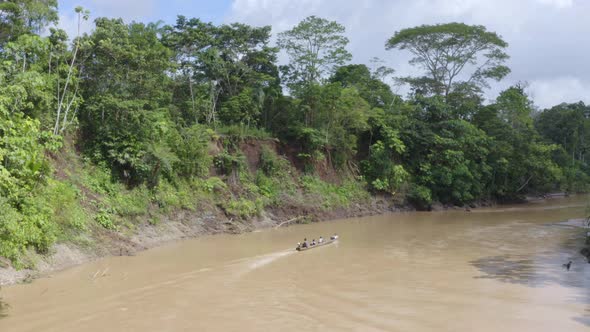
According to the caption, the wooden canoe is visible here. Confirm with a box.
[296,239,337,251]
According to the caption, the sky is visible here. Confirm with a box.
[57,0,590,109]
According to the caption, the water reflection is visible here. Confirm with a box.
[471,223,590,325]
[0,297,8,319]
[574,310,590,326]
[471,255,550,286]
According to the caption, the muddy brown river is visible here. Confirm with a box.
[1,196,590,331]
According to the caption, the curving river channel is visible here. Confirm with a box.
[1,196,590,331]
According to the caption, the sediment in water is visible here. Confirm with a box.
[1,194,580,286]
[0,195,404,286]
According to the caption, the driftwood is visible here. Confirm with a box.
[516,175,533,192]
[91,267,110,281]
[274,216,304,229]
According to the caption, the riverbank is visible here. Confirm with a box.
[2,195,589,332]
[0,194,558,288]
[1,193,578,286]
[0,133,583,286]
[0,194,402,286]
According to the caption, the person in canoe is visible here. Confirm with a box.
[297,238,309,250]
[311,239,316,246]
[330,233,338,240]
[319,236,324,244]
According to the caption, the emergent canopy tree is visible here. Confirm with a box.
[386,23,510,97]
[277,15,351,92]
[0,0,58,45]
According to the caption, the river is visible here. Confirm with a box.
[1,196,589,331]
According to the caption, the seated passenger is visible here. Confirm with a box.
[319,236,324,243]
[302,238,308,248]
[311,239,316,246]
[330,233,338,240]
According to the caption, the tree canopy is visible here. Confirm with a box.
[277,16,351,92]
[386,23,510,97]
[0,0,58,44]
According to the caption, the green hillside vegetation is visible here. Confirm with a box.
[1,2,589,266]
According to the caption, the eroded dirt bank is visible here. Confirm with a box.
[0,195,400,286]
[2,194,585,286]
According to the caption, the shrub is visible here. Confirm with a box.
[0,197,57,268]
[300,175,368,209]
[108,186,150,217]
[172,124,212,178]
[260,146,292,176]
[153,180,195,211]
[217,124,272,141]
[199,177,227,193]
[95,208,117,230]
[41,179,89,233]
[407,184,432,210]
[255,172,278,201]
[361,141,409,194]
[82,162,118,195]
[213,151,246,176]
[223,198,263,219]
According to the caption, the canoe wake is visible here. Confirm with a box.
[247,251,294,271]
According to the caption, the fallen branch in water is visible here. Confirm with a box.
[275,216,304,229]
[91,267,110,281]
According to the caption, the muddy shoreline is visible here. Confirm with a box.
[0,195,407,286]
[0,194,579,286]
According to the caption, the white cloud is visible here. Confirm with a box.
[86,0,157,21]
[529,77,590,109]
[57,0,158,39]
[57,12,93,39]
[228,0,590,106]
[535,0,574,9]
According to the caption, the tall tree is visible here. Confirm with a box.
[161,16,215,125]
[277,16,351,92]
[330,64,396,109]
[0,0,58,45]
[53,6,89,135]
[495,84,533,130]
[210,23,279,126]
[386,23,510,97]
[163,17,279,127]
[535,101,590,164]
[78,18,175,186]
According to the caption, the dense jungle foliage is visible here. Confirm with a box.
[1,1,588,265]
